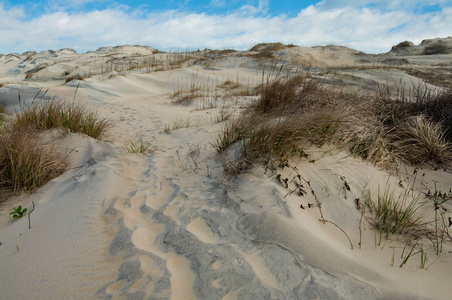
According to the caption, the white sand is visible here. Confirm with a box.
[1,44,451,299]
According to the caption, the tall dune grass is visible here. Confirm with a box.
[215,73,452,169]
[13,99,111,139]
[0,98,111,193]
[0,130,67,192]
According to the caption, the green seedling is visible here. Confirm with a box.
[9,205,28,219]
[400,240,419,267]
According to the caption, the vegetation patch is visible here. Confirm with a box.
[0,96,110,194]
[124,138,153,154]
[13,98,111,139]
[0,129,67,192]
[365,186,423,239]
[216,73,452,171]
[423,42,450,55]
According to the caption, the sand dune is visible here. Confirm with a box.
[1,41,452,299]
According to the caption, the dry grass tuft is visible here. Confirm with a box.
[0,97,111,194]
[391,115,451,164]
[0,130,66,192]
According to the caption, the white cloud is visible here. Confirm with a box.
[0,2,451,54]
[46,0,109,11]
[210,0,226,8]
[238,0,269,15]
[317,0,449,10]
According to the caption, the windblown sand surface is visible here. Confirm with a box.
[1,41,452,299]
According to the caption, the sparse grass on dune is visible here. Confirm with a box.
[124,138,153,154]
[365,186,424,240]
[216,72,452,169]
[214,71,452,251]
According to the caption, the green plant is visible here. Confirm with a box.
[164,116,191,134]
[9,205,28,219]
[163,123,171,134]
[400,240,419,267]
[366,184,424,240]
[124,138,153,154]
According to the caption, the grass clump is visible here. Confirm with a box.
[0,96,110,193]
[0,130,66,192]
[13,99,111,139]
[365,186,424,239]
[163,117,191,134]
[124,138,153,154]
[390,115,451,164]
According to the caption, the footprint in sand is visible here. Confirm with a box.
[186,217,219,244]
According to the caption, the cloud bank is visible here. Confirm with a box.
[0,1,451,54]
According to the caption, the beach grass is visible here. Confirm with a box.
[13,98,111,139]
[215,72,452,170]
[0,97,110,193]
[365,185,424,239]
[0,129,67,192]
[124,138,153,154]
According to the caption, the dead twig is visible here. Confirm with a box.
[28,201,35,229]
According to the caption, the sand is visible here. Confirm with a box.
[1,42,452,299]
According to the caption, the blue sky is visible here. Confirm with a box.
[0,0,451,54]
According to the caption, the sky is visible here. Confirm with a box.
[0,0,451,54]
